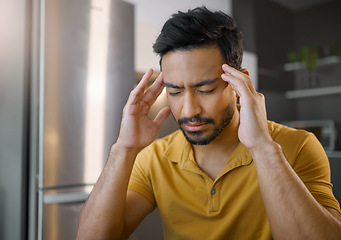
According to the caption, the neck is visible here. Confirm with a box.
[192,110,240,179]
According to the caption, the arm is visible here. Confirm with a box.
[221,64,341,240]
[77,69,171,240]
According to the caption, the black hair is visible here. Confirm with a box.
[153,6,244,70]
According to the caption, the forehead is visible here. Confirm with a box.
[161,46,225,86]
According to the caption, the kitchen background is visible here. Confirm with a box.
[0,0,340,239]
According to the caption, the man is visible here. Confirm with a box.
[77,7,341,239]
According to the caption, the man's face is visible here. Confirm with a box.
[162,46,237,145]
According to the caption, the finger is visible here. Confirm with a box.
[143,72,165,106]
[221,71,252,99]
[154,107,171,128]
[127,69,154,105]
[222,64,256,94]
[136,69,154,91]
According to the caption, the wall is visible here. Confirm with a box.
[294,1,341,47]
[125,0,232,74]
[0,0,29,239]
[232,0,256,53]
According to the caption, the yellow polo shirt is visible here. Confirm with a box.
[128,121,340,239]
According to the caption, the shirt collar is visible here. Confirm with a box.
[163,130,192,164]
[163,130,253,175]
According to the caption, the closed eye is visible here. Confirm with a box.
[168,91,181,96]
[198,89,215,94]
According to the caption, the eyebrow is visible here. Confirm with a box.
[164,77,219,89]
[164,82,182,89]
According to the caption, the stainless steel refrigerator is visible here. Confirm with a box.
[28,0,135,239]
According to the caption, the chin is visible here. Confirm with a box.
[182,130,216,145]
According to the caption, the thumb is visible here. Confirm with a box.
[154,107,171,128]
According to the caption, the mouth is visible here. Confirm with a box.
[178,116,214,133]
[182,122,209,132]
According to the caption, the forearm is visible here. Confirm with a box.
[77,143,139,240]
[77,69,168,239]
[252,141,341,240]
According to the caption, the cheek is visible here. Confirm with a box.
[210,87,231,105]
[209,88,236,112]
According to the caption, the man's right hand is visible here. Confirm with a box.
[116,69,171,152]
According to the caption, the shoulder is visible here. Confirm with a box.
[267,120,325,165]
[267,120,315,147]
[268,120,311,141]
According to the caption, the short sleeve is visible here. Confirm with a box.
[292,132,340,213]
[128,147,157,208]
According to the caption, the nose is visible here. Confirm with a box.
[182,92,202,118]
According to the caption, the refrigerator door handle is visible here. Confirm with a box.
[43,192,89,205]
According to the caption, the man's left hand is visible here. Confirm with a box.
[221,64,273,152]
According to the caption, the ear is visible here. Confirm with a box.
[240,68,249,76]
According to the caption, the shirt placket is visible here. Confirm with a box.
[209,181,221,212]
[202,175,221,213]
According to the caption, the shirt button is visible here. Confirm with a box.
[211,189,216,195]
